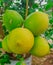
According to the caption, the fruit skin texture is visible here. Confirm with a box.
[3,10,24,31]
[24,11,49,36]
[2,35,11,53]
[7,28,34,54]
[30,36,50,57]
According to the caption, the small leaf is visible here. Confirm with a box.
[38,8,43,12]
[49,19,53,24]
[16,61,21,65]
[29,8,35,14]
[16,54,22,59]
[32,3,38,8]
[16,61,26,65]
[49,44,53,48]
[45,2,53,10]
[0,41,2,48]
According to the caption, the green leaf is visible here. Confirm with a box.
[0,51,2,53]
[0,63,4,65]
[16,61,22,65]
[45,2,53,10]
[52,12,53,16]
[16,60,26,65]
[0,54,11,64]
[49,19,53,24]
[47,0,53,3]
[0,41,2,48]
[38,8,43,12]
[16,54,22,59]
[29,8,35,14]
[49,44,53,48]
[32,3,38,8]
[3,0,13,9]
[0,0,3,6]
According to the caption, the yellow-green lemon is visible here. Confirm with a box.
[24,11,49,36]
[7,28,34,54]
[30,36,50,57]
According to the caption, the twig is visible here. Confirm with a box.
[25,0,29,19]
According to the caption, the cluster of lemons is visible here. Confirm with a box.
[2,10,50,57]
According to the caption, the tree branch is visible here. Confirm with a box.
[0,7,5,39]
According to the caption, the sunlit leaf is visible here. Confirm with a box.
[32,3,39,8]
[45,2,53,10]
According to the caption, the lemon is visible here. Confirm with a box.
[7,28,34,54]
[3,10,24,31]
[2,35,11,53]
[30,36,50,57]
[24,11,49,36]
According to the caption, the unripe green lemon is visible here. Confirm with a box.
[3,10,24,31]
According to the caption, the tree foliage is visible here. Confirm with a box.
[0,0,53,64]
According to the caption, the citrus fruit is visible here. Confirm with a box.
[7,28,34,54]
[30,36,50,57]
[24,11,49,36]
[3,10,24,31]
[2,35,11,53]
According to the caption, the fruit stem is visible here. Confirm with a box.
[25,0,29,19]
